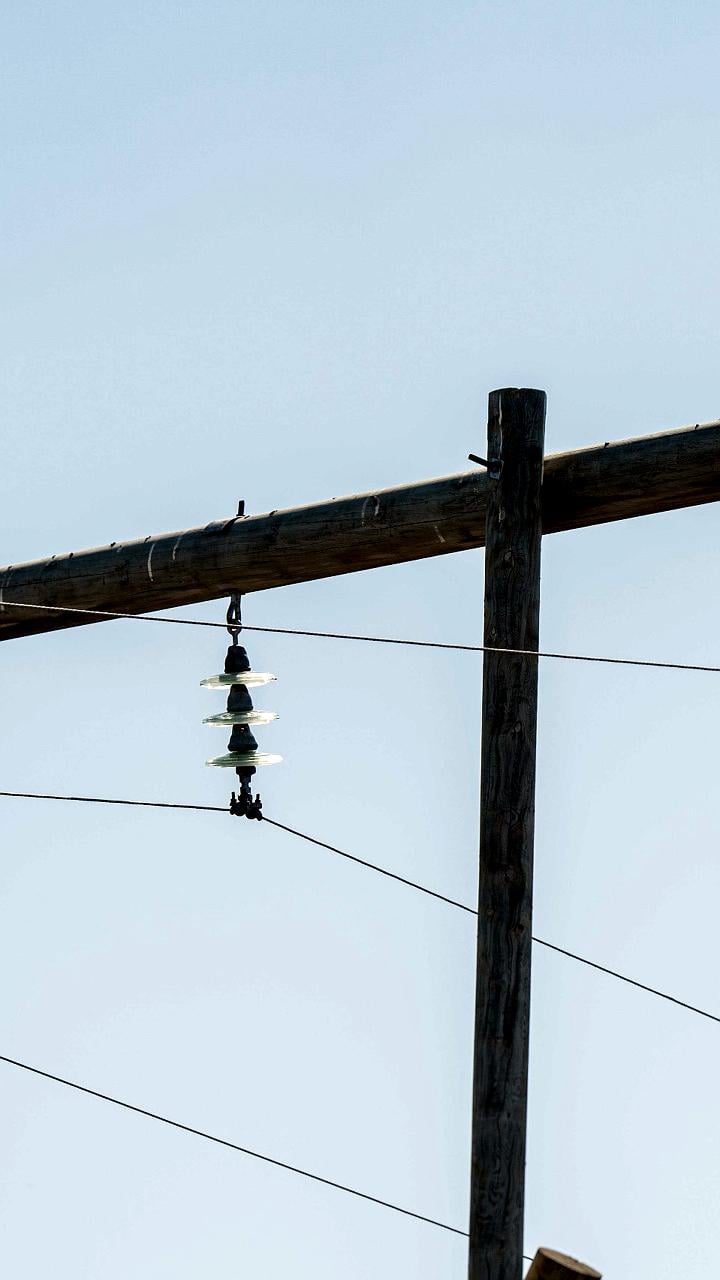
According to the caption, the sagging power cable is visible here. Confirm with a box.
[0,1051,467,1238]
[2,599,720,676]
[0,788,717,1027]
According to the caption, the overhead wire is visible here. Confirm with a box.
[262,816,475,914]
[1,787,717,1027]
[0,1052,467,1238]
[2,598,720,675]
[531,938,720,1026]
[0,589,702,1263]
[0,1047,536,1262]
[267,819,720,1027]
[1,594,713,1253]
[0,789,225,814]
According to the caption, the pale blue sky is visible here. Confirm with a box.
[1,2,720,1276]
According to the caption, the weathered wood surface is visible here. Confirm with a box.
[1,417,719,641]
[468,389,545,1280]
[526,1247,602,1279]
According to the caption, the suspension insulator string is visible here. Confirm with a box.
[201,535,281,820]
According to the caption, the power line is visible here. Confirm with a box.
[265,816,720,1027]
[0,1046,536,1262]
[0,599,226,628]
[532,938,720,1026]
[243,629,720,677]
[0,789,224,814]
[262,817,475,914]
[1,787,718,1027]
[0,1052,467,1238]
[2,598,720,676]
[0,790,471,909]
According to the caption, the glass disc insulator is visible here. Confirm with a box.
[206,751,283,768]
[201,672,277,689]
[203,710,278,727]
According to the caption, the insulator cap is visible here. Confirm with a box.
[228,723,259,754]
[227,684,254,713]
[224,644,251,675]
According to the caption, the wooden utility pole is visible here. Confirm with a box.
[468,389,546,1280]
[0,388,711,1277]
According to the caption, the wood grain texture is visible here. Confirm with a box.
[468,389,546,1280]
[526,1247,602,1279]
[1,417,719,641]
[0,470,489,641]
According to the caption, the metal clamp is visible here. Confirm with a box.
[229,769,263,821]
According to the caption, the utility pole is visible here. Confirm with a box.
[0,388,706,1279]
[468,389,546,1279]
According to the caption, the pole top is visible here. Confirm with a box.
[526,1246,602,1279]
[489,387,546,396]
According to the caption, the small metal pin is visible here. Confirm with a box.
[468,453,501,477]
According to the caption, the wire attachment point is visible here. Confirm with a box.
[226,592,243,646]
[230,769,263,821]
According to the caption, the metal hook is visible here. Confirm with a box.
[226,592,242,645]
[226,500,246,646]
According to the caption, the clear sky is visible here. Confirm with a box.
[1,2,719,1276]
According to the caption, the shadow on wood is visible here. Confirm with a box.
[526,1247,601,1279]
